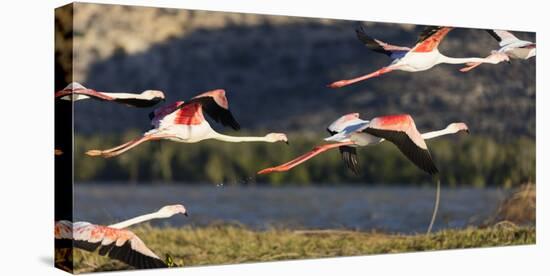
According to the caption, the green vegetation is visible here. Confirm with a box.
[75,132,535,187]
[72,224,535,273]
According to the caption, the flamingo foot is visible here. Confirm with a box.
[327,80,351,89]
[257,168,275,175]
[258,167,287,175]
[459,62,481,72]
[85,150,103,156]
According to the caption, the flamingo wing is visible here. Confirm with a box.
[162,89,240,130]
[364,115,438,175]
[55,88,115,101]
[55,221,167,269]
[325,113,368,174]
[411,26,453,53]
[339,146,360,175]
[356,26,411,58]
[486,30,520,46]
[187,96,240,130]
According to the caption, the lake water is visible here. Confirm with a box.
[74,184,509,234]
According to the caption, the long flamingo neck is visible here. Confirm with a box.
[438,54,488,65]
[108,212,161,229]
[210,132,270,143]
[421,126,456,140]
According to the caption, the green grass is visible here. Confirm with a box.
[72,224,535,273]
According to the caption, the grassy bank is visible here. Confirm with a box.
[73,224,535,273]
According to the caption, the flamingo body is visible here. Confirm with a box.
[392,50,444,71]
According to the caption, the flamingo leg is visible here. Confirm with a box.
[426,177,441,234]
[85,136,142,157]
[328,67,393,88]
[86,134,175,158]
[106,137,143,153]
[257,141,354,174]
[459,62,482,72]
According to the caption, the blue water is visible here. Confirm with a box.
[74,184,509,234]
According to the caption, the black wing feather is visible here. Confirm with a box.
[364,128,438,175]
[486,29,502,42]
[69,238,167,269]
[327,129,360,174]
[186,97,241,130]
[416,26,444,44]
[113,97,165,108]
[73,240,101,252]
[104,241,168,269]
[339,146,360,175]
[356,26,392,56]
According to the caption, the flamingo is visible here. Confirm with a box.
[258,113,469,233]
[460,29,536,72]
[55,204,187,270]
[55,82,166,108]
[86,89,288,158]
[328,26,509,88]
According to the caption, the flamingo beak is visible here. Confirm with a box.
[184,212,189,217]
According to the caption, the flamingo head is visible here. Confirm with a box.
[157,204,188,218]
[142,90,166,101]
[447,122,469,134]
[265,133,289,144]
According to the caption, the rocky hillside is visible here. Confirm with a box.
[57,3,536,140]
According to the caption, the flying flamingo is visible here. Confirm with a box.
[86,89,288,158]
[55,82,165,108]
[55,204,187,270]
[258,113,469,233]
[328,26,509,88]
[460,29,536,72]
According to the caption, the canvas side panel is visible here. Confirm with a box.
[54,3,74,274]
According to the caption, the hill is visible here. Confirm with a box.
[56,3,535,140]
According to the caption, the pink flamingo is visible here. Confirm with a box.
[55,82,165,108]
[86,89,288,158]
[328,26,509,88]
[258,113,469,233]
[460,29,536,72]
[55,204,187,269]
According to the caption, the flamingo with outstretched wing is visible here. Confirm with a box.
[55,82,165,108]
[328,26,509,88]
[258,113,469,233]
[86,89,287,158]
[55,204,187,269]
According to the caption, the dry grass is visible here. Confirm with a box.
[72,224,535,273]
[490,183,536,225]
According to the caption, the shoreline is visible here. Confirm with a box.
[73,224,535,273]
